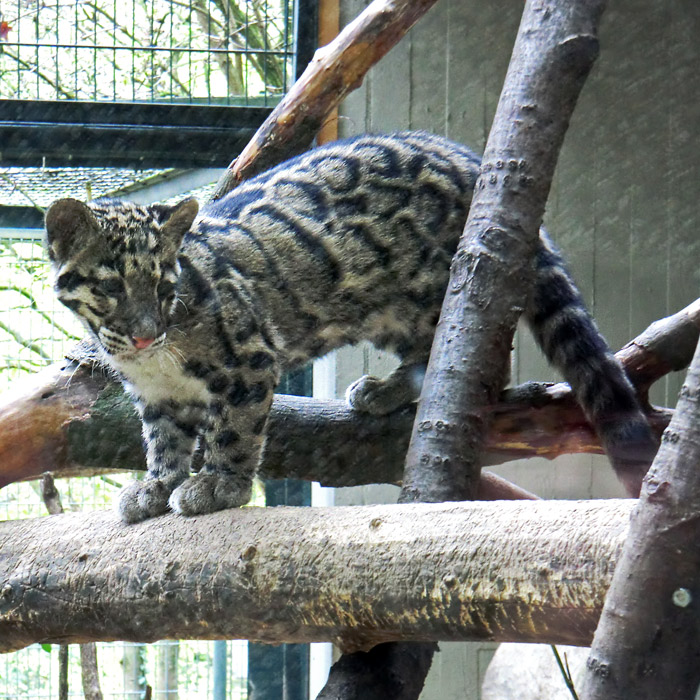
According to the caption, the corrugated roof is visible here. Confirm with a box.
[0,167,172,209]
[0,166,221,210]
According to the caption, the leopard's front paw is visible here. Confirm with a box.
[118,478,179,524]
[346,375,387,414]
[346,374,415,416]
[169,473,252,517]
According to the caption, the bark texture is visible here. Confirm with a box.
[616,297,700,393]
[211,0,441,200]
[0,499,632,654]
[402,0,606,502]
[580,338,700,699]
[316,643,435,700]
[80,643,104,700]
[3,295,695,492]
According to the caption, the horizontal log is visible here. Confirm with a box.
[0,498,633,653]
[1,296,697,492]
[0,358,531,499]
[0,361,672,493]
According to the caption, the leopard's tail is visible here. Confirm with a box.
[527,230,658,496]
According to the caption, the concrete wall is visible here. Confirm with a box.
[329,0,700,696]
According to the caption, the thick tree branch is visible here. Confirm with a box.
[1,298,697,493]
[0,499,633,654]
[616,297,700,394]
[581,337,700,699]
[211,0,441,199]
[402,0,606,502]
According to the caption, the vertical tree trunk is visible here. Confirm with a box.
[58,645,69,700]
[42,473,104,700]
[80,644,104,700]
[580,339,700,699]
[316,643,436,700]
[402,0,606,502]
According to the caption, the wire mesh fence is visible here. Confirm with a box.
[0,226,80,386]
[0,0,296,105]
[0,636,249,699]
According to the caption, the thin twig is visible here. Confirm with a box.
[0,172,47,212]
[0,286,81,341]
[58,644,69,700]
[551,645,580,700]
[0,49,75,99]
[41,473,70,700]
[40,474,105,699]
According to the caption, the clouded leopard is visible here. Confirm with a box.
[45,131,657,522]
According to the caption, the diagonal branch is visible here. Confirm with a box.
[320,2,608,697]
[402,0,607,504]
[210,0,442,200]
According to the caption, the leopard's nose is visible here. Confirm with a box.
[132,336,155,350]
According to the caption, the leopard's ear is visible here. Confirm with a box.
[45,198,99,263]
[158,198,199,256]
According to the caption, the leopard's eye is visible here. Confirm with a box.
[94,277,126,298]
[157,279,176,300]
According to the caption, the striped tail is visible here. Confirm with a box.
[527,230,658,496]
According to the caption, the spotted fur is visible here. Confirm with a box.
[45,131,657,522]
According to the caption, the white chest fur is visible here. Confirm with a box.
[111,348,210,405]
